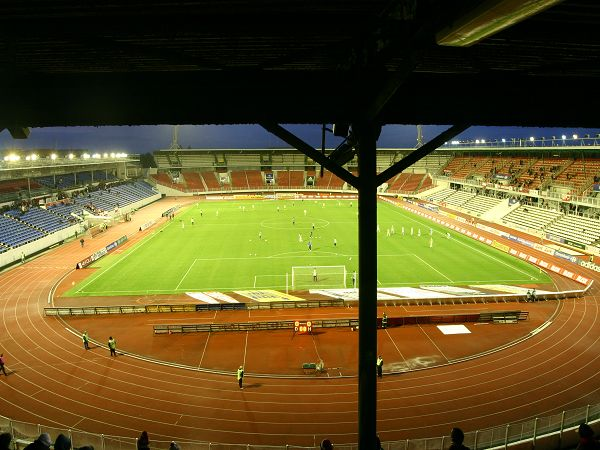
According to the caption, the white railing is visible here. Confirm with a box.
[2,403,599,450]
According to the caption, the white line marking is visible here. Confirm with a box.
[243,331,249,369]
[385,329,407,366]
[417,324,449,362]
[175,259,197,290]
[198,333,211,369]
[413,254,453,282]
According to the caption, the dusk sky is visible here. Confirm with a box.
[0,124,599,154]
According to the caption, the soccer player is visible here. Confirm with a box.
[298,234,303,243]
[304,209,307,216]
[391,225,395,235]
[292,217,295,225]
[386,228,390,237]
[418,228,421,237]
[446,232,450,239]
[216,210,219,217]
[308,240,312,251]
[312,223,315,230]
[429,236,433,248]
[277,206,280,212]
[352,271,357,288]
[313,268,317,281]
[200,209,203,217]
[259,231,262,240]
[181,220,185,229]
[401,226,405,236]
[333,238,337,247]
[191,218,195,225]
[410,227,414,236]
[429,227,433,236]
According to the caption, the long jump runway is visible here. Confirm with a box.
[1,199,600,446]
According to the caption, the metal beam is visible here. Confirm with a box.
[376,124,469,186]
[354,121,379,450]
[260,122,359,188]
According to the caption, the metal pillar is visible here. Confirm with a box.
[356,122,378,450]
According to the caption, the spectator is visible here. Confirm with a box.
[24,433,52,450]
[169,442,180,450]
[137,432,150,450]
[0,433,12,450]
[54,434,71,450]
[576,423,600,450]
[320,439,333,450]
[448,428,469,450]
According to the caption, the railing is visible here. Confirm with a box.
[44,300,345,316]
[2,404,599,450]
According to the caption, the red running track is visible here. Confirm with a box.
[1,198,600,446]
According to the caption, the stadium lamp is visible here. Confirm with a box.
[329,140,357,166]
[436,0,562,47]
[561,135,566,140]
[67,153,74,160]
[110,152,116,158]
[82,153,90,159]
[573,134,578,140]
[50,154,57,160]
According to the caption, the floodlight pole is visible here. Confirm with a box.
[355,122,379,450]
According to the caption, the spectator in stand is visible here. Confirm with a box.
[0,433,12,450]
[137,431,150,450]
[448,428,469,450]
[576,423,600,450]
[54,434,71,450]
[24,433,52,450]
[169,442,181,450]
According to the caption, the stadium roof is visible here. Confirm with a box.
[1,0,599,129]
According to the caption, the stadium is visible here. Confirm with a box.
[1,2,600,450]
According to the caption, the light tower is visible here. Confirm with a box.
[169,125,182,150]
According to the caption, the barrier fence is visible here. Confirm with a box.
[2,403,600,450]
[44,300,345,316]
[152,311,527,334]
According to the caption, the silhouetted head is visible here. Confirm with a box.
[451,428,464,444]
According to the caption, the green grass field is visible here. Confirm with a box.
[65,199,551,296]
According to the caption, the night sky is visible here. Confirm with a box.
[0,124,598,154]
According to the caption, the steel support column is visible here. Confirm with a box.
[355,122,378,450]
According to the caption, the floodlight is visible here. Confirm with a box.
[110,152,116,158]
[436,0,562,47]
[82,153,90,159]
[50,154,57,160]
[481,139,486,143]
[329,141,356,166]
[501,138,506,143]
[561,135,566,140]
[68,153,74,160]
[573,134,578,140]
[529,137,535,141]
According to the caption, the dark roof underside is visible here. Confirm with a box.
[1,0,599,128]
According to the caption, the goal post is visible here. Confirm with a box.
[291,265,347,290]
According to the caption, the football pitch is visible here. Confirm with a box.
[65,199,551,296]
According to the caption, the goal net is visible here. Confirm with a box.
[291,265,347,290]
